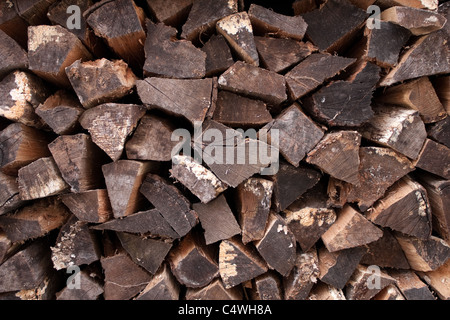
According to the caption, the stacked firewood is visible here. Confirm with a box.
[0,0,449,300]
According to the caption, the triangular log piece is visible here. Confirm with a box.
[0,172,25,216]
[417,258,450,300]
[136,263,180,300]
[185,278,243,300]
[413,138,450,179]
[144,0,193,27]
[345,264,396,300]
[388,269,435,300]
[201,34,234,77]
[0,29,28,79]
[248,272,283,300]
[61,189,113,224]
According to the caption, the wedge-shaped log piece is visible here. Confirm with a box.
[413,138,450,179]
[185,278,243,300]
[345,264,396,300]
[285,53,356,100]
[373,284,405,300]
[0,29,28,79]
[28,25,92,87]
[137,77,212,125]
[144,21,206,78]
[0,172,25,216]
[56,267,104,301]
[389,270,435,300]
[18,157,69,200]
[218,61,287,106]
[66,58,137,109]
[79,103,145,161]
[61,189,112,223]
[249,272,283,300]
[201,34,234,77]
[433,75,450,115]
[321,205,383,252]
[145,0,193,27]
[306,131,361,185]
[255,213,296,276]
[428,117,450,148]
[14,0,57,25]
[219,236,268,289]
[248,4,307,40]
[136,263,180,300]
[0,123,51,175]
[140,174,198,237]
[307,282,346,300]
[0,1,29,48]
[418,258,450,300]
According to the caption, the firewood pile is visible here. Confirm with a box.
[0,0,449,301]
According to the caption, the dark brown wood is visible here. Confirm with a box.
[432,75,450,115]
[61,189,112,223]
[185,278,243,300]
[117,231,172,274]
[307,281,346,300]
[372,284,405,300]
[376,0,438,10]
[395,234,450,272]
[136,263,180,300]
[137,77,212,125]
[0,123,51,176]
[248,272,283,300]
[0,71,50,128]
[219,236,268,289]
[201,35,234,77]
[79,103,145,161]
[389,269,435,300]
[145,0,192,27]
[14,0,56,25]
[0,29,28,79]
[56,267,104,300]
[345,264,396,300]
[417,259,450,300]
[306,131,361,185]
[48,133,107,192]
[140,173,198,237]
[85,0,146,69]
[301,0,367,53]
[0,172,26,216]
[428,117,450,148]
[218,61,287,106]
[35,90,84,135]
[18,157,69,200]
[181,0,238,42]
[321,204,383,252]
[367,176,432,239]
[0,1,29,48]
[50,215,100,270]
[28,25,92,87]
[235,177,273,244]
[0,197,69,243]
[318,246,366,290]
[0,232,15,265]
[144,21,206,79]
[285,53,356,100]
[348,0,376,9]
[66,58,137,109]
[413,138,450,179]
[168,231,219,288]
[283,247,319,300]
[303,61,380,127]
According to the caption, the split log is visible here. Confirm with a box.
[0,71,50,128]
[306,131,361,185]
[254,37,316,74]
[66,58,137,109]
[381,6,447,35]
[285,53,356,100]
[185,278,243,300]
[17,157,69,200]
[248,272,283,300]
[375,0,438,10]
[432,76,450,115]
[395,234,450,272]
[345,264,396,300]
[235,177,273,244]
[389,269,435,300]
[303,61,380,127]
[35,90,84,135]
[262,103,324,167]
[79,103,145,161]
[14,0,56,25]
[218,61,287,106]
[428,117,450,148]
[218,236,268,289]
[0,1,29,48]
[301,0,367,53]
[0,172,26,216]
[144,21,206,79]
[0,197,70,243]
[48,133,107,192]
[254,213,296,276]
[101,251,151,300]
[137,77,212,125]
[283,247,320,300]
[372,284,405,300]
[360,229,410,269]
[0,238,52,293]
[56,267,104,300]
[0,232,14,265]
[418,259,450,300]
[140,173,198,238]
[216,12,259,66]
[136,263,180,300]
[366,176,432,239]
[201,35,234,77]
[167,231,219,288]
[321,204,383,252]
[0,29,28,79]
[116,232,172,275]
[61,189,112,223]
[85,0,146,70]
[192,194,241,245]
[318,246,366,289]
[181,0,238,42]
[145,0,193,27]
[380,31,450,86]
[413,138,450,179]
[28,25,92,87]
[0,123,51,176]
[50,215,101,270]
[307,282,346,300]
[248,4,308,40]
[102,160,155,219]
[91,209,179,240]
